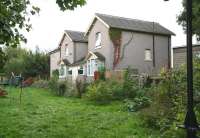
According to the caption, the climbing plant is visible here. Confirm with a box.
[109,28,134,69]
[109,28,122,69]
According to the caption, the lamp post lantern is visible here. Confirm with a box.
[164,0,199,137]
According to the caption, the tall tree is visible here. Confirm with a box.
[0,47,7,73]
[177,0,200,39]
[0,0,86,47]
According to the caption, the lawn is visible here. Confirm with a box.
[0,87,159,138]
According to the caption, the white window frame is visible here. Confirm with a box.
[144,49,152,61]
[65,46,69,56]
[87,59,96,76]
[78,66,84,75]
[68,69,72,76]
[95,32,102,48]
[59,64,66,78]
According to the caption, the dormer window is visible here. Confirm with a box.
[95,32,102,48]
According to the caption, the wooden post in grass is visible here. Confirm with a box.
[19,75,23,104]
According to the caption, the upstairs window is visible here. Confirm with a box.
[95,32,102,48]
[65,46,69,56]
[144,49,152,61]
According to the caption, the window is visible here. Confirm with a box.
[87,59,96,76]
[95,32,102,48]
[59,64,65,77]
[68,70,72,75]
[65,47,69,56]
[145,49,152,61]
[78,66,84,75]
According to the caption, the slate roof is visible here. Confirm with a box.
[95,13,175,36]
[70,57,86,66]
[94,52,105,61]
[49,48,60,54]
[65,30,88,43]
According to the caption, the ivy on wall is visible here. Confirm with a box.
[109,28,122,69]
[109,28,134,69]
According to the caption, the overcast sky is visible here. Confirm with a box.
[22,0,195,51]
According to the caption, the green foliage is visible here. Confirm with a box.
[4,58,25,76]
[48,77,74,97]
[123,67,139,98]
[31,80,49,89]
[56,0,86,11]
[140,56,200,137]
[52,69,59,78]
[0,87,159,138]
[84,80,125,104]
[3,47,49,79]
[0,0,86,47]
[48,76,59,94]
[98,66,106,80]
[109,28,122,42]
[84,80,114,104]
[75,78,88,98]
[123,88,151,112]
[0,0,40,47]
[23,49,50,79]
[177,0,200,39]
[0,47,7,73]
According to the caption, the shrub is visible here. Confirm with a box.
[123,88,151,112]
[32,80,49,89]
[84,79,125,104]
[84,80,113,104]
[48,77,58,93]
[140,66,188,137]
[52,69,59,78]
[123,67,139,98]
[75,77,88,98]
[48,77,75,97]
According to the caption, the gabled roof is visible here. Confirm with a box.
[57,59,70,65]
[86,13,175,36]
[85,51,105,61]
[65,30,88,43]
[49,48,60,55]
[93,52,105,61]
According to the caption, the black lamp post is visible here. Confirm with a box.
[164,0,199,137]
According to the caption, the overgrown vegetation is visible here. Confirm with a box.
[2,47,49,79]
[140,55,200,137]
[0,87,159,138]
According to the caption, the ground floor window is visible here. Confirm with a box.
[59,64,66,77]
[87,59,96,76]
[68,69,72,75]
[78,66,84,75]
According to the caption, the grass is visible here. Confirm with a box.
[0,87,159,138]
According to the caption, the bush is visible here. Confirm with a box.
[84,79,125,104]
[48,77,75,97]
[140,66,188,137]
[32,80,49,89]
[123,88,151,112]
[123,67,139,98]
[84,80,113,104]
[75,77,88,98]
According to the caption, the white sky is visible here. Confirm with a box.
[22,0,196,51]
